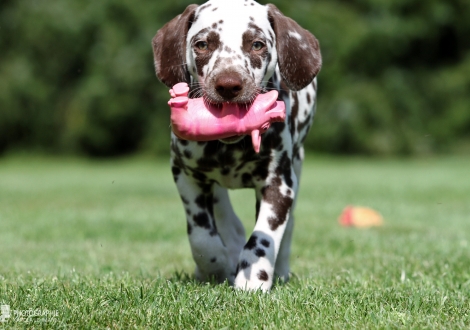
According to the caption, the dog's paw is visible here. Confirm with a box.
[234,270,272,292]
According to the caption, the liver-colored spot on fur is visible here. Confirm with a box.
[240,260,249,269]
[241,25,268,70]
[263,176,294,231]
[255,248,266,257]
[289,93,299,138]
[171,166,181,181]
[242,173,252,186]
[260,239,270,247]
[275,151,293,187]
[192,171,207,182]
[187,222,193,235]
[183,150,192,159]
[192,30,221,77]
[193,212,211,229]
[258,270,269,281]
[245,235,257,250]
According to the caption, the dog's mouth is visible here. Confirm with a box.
[194,85,263,106]
[202,97,256,109]
[201,91,265,145]
[202,98,251,145]
[169,83,285,153]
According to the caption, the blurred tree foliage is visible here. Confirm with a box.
[0,0,469,156]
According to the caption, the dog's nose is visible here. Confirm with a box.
[215,75,243,100]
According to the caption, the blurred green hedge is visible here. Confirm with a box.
[1,0,469,156]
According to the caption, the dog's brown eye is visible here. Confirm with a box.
[196,41,208,51]
[252,41,264,51]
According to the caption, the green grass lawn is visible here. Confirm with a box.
[0,155,469,329]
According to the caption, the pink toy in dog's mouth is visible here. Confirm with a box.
[167,83,286,153]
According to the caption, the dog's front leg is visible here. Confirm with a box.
[174,169,233,283]
[234,157,298,291]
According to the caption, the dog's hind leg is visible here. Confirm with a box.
[174,171,232,283]
[212,184,246,283]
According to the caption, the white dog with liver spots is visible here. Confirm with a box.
[153,0,321,291]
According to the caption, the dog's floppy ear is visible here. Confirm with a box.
[152,4,198,88]
[267,4,322,91]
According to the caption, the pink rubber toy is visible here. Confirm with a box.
[168,83,286,153]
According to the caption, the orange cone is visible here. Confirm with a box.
[339,206,384,227]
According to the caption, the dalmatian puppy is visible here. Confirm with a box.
[152,0,321,291]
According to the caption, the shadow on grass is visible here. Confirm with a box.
[167,270,231,288]
[167,269,295,291]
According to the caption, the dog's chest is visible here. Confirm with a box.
[171,135,274,189]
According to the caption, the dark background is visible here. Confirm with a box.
[1,0,469,157]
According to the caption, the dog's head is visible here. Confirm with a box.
[153,0,321,105]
